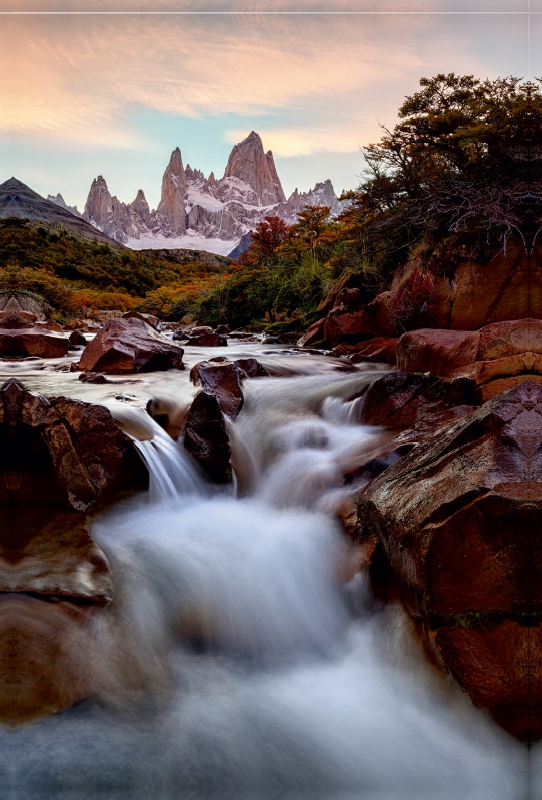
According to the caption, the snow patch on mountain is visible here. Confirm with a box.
[72,131,344,253]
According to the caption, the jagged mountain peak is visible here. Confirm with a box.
[72,130,341,254]
[223,130,285,206]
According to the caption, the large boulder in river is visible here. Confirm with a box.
[0,379,147,723]
[0,378,142,510]
[356,380,542,741]
[189,357,244,420]
[79,317,185,373]
[184,391,232,484]
[0,312,70,358]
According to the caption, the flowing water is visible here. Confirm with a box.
[0,349,535,798]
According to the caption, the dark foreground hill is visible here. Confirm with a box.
[0,178,122,247]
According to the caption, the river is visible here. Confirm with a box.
[0,343,534,798]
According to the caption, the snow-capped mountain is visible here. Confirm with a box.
[55,132,344,255]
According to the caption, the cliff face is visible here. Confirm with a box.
[78,132,343,251]
[223,131,286,206]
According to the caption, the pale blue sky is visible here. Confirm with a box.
[0,1,538,210]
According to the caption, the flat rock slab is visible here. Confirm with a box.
[0,312,70,358]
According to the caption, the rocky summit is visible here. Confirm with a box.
[1,177,120,247]
[54,132,342,253]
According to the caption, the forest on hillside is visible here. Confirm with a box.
[3,74,541,328]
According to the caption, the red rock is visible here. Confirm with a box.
[349,337,398,365]
[0,378,143,510]
[324,305,372,347]
[189,357,244,419]
[397,328,480,374]
[234,357,269,378]
[297,318,327,348]
[361,372,476,428]
[364,292,393,337]
[79,317,184,373]
[477,318,542,360]
[0,313,70,359]
[356,380,542,740]
[69,330,87,346]
[121,310,161,330]
[183,391,232,484]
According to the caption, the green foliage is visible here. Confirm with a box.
[202,209,343,328]
[337,74,542,289]
[0,218,233,318]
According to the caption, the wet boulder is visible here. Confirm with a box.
[360,371,476,428]
[324,305,372,347]
[121,310,161,330]
[183,391,232,484]
[234,357,269,378]
[0,312,70,359]
[79,317,185,374]
[297,318,326,348]
[356,380,542,741]
[186,326,228,347]
[189,357,244,419]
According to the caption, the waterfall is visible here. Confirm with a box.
[107,403,206,503]
[6,368,529,795]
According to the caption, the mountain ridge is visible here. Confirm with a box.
[54,132,343,254]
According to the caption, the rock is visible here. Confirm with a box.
[0,292,46,321]
[356,380,542,741]
[397,328,480,374]
[189,357,244,419]
[78,372,108,384]
[0,312,70,359]
[476,318,542,360]
[79,317,185,373]
[348,337,398,365]
[364,292,393,337]
[324,305,372,347]
[0,378,142,510]
[223,131,286,206]
[156,147,188,234]
[121,310,161,330]
[361,372,476,428]
[69,330,87,347]
[183,391,232,484]
[234,357,269,378]
[215,324,231,335]
[187,332,228,347]
[0,511,112,724]
[297,318,327,348]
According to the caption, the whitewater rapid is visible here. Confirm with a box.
[0,363,534,797]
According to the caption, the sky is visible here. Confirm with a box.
[0,0,539,210]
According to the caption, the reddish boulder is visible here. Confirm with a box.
[0,313,70,359]
[361,372,475,428]
[356,380,542,741]
[297,318,326,348]
[234,358,269,378]
[324,305,372,347]
[364,292,393,337]
[121,310,161,330]
[189,357,244,419]
[349,337,398,365]
[186,325,228,347]
[397,328,480,374]
[183,391,232,484]
[0,378,142,510]
[79,317,184,373]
